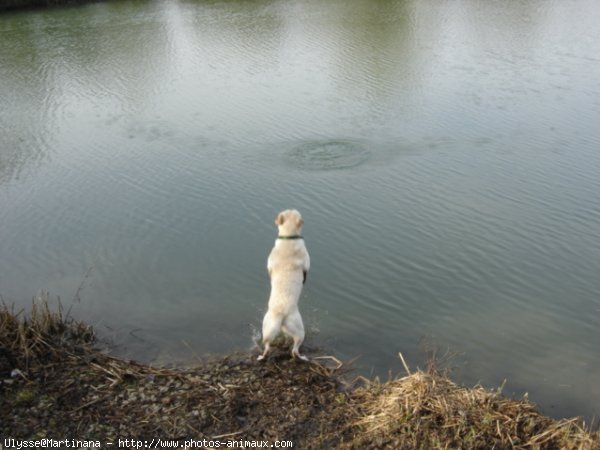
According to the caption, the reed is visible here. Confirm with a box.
[0,292,93,369]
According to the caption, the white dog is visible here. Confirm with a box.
[258,209,310,361]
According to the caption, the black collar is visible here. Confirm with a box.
[277,235,303,240]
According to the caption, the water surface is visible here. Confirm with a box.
[1,0,600,420]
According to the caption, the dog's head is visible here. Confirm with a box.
[275,209,304,236]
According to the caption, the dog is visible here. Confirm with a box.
[258,209,310,361]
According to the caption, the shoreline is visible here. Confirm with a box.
[0,0,99,13]
[1,299,598,449]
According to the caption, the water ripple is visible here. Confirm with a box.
[283,139,371,170]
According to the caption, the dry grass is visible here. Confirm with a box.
[349,363,598,449]
[1,296,599,449]
[0,292,93,369]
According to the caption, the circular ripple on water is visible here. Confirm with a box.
[284,139,371,170]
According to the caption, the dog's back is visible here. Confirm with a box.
[268,239,309,313]
[258,209,310,361]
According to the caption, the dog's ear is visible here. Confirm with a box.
[275,213,285,225]
[297,218,304,228]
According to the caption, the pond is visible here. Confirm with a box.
[1,0,599,421]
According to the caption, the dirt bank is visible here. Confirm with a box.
[1,298,598,449]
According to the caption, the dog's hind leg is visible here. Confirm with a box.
[257,342,271,361]
[258,311,282,361]
[283,310,308,361]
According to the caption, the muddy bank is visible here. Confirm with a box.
[1,298,598,449]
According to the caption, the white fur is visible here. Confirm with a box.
[258,209,310,361]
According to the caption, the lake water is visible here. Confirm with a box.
[1,0,599,421]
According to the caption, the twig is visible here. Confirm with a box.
[66,265,94,319]
[72,396,105,412]
[182,339,204,364]
[313,355,344,371]
[398,352,411,375]
[211,429,246,439]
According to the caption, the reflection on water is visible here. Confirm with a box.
[1,0,600,421]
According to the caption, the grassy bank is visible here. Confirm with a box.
[1,297,598,449]
[0,0,98,12]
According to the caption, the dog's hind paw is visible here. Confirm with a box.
[293,353,309,362]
